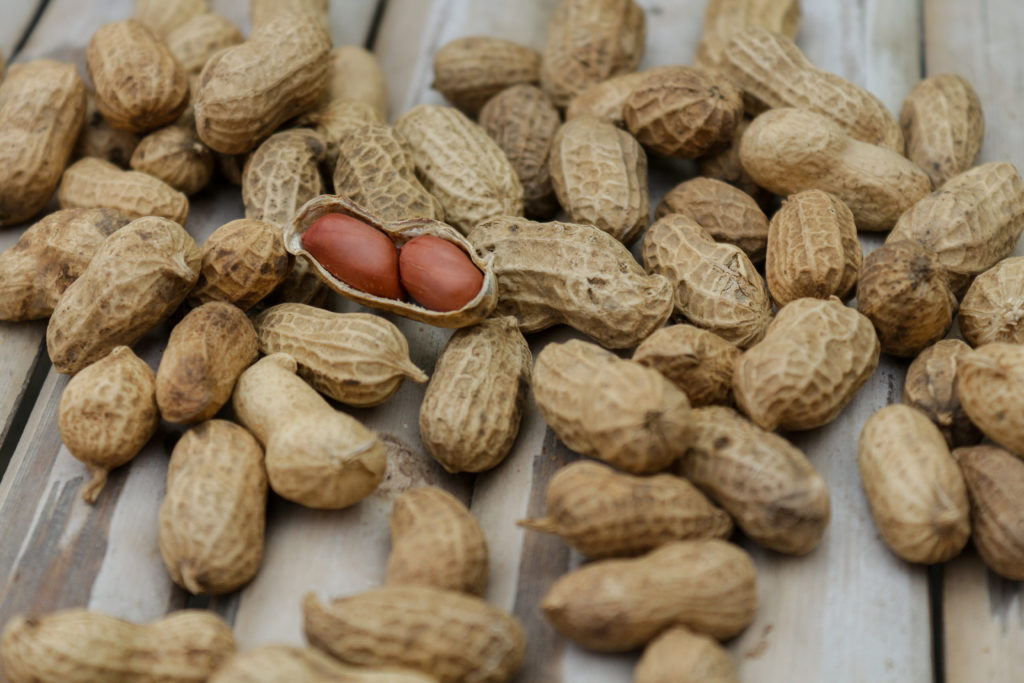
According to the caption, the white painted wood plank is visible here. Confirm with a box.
[0,0,43,59]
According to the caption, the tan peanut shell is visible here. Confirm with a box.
[0,60,86,227]
[332,122,444,222]
[303,586,525,683]
[677,406,829,554]
[47,216,200,375]
[766,189,861,305]
[1,608,234,683]
[297,99,383,172]
[954,445,1024,580]
[285,195,497,327]
[721,29,903,151]
[156,303,258,423]
[468,216,673,347]
[159,420,267,594]
[698,117,771,205]
[253,303,427,407]
[960,257,1024,346]
[194,15,330,154]
[87,20,189,132]
[565,67,674,126]
[0,208,130,321]
[74,94,141,167]
[478,84,560,218]
[740,108,930,231]
[856,241,957,357]
[957,343,1024,455]
[656,176,770,263]
[209,646,436,683]
[540,0,646,108]
[519,461,732,558]
[135,0,209,38]
[57,346,158,503]
[418,316,530,472]
[432,37,541,116]
[858,404,970,563]
[388,486,488,595]
[190,218,292,310]
[541,540,757,650]
[533,339,691,473]
[130,125,214,195]
[635,626,739,683]
[396,105,524,234]
[695,0,800,69]
[232,353,387,509]
[633,324,740,406]
[166,13,244,77]
[243,128,327,227]
[900,74,983,188]
[642,214,772,348]
[887,162,1024,293]
[549,115,649,243]
[734,296,879,431]
[904,339,981,448]
[322,46,389,119]
[623,66,744,159]
[251,0,328,32]
[59,157,189,224]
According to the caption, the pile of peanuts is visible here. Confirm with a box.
[1,0,1023,680]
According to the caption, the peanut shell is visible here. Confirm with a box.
[251,0,328,32]
[565,70,661,126]
[695,0,801,69]
[74,93,141,167]
[243,128,327,227]
[166,13,244,78]
[903,339,981,448]
[957,343,1024,456]
[209,646,436,683]
[635,626,739,683]
[633,324,740,407]
[697,117,771,205]
[59,157,189,224]
[321,46,389,119]
[189,218,292,310]
[432,37,541,116]
[297,99,383,171]
[900,74,983,188]
[130,125,215,195]
[960,257,1024,346]
[954,445,1024,580]
[135,0,209,38]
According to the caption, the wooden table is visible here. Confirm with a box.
[1,1,1022,681]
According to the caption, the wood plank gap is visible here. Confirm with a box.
[930,565,946,683]
[6,0,49,60]
[364,0,390,50]
[0,343,50,478]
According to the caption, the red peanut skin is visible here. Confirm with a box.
[400,235,483,312]
[301,214,404,299]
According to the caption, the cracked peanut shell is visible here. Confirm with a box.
[903,339,981,448]
[59,157,189,224]
[243,128,327,227]
[633,324,740,407]
[959,256,1024,347]
[900,74,983,188]
[695,0,800,69]
[189,218,292,310]
[957,342,1024,456]
[432,37,540,116]
[954,445,1024,580]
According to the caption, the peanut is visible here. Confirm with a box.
[960,257,1024,346]
[135,0,208,38]
[698,117,772,205]
[633,324,740,407]
[301,213,403,299]
[0,60,86,226]
[954,445,1024,580]
[856,241,957,357]
[58,157,189,224]
[642,214,772,348]
[656,177,770,263]
[87,20,189,132]
[251,0,328,33]
[533,339,691,473]
[332,122,444,222]
[886,162,1024,293]
[399,235,484,311]
[0,608,234,683]
[321,46,389,119]
[635,626,739,683]
[388,486,488,595]
[541,539,758,650]
[549,115,649,243]
[0,208,130,321]
[766,189,861,305]
[900,74,983,188]
[156,302,258,423]
[253,303,427,407]
[396,105,524,234]
[565,68,673,125]
[210,645,436,683]
[165,13,244,78]
[677,406,830,554]
[468,216,673,348]
[903,340,981,448]
[418,316,531,472]
[478,84,561,218]
[623,66,744,159]
[518,460,733,558]
[695,0,800,69]
[858,404,970,564]
[540,0,646,108]
[74,93,141,167]
[733,297,879,431]
[193,14,330,154]
[159,420,267,594]
[432,37,541,116]
[130,125,215,195]
[243,128,327,228]
[57,346,158,503]
[957,342,1024,456]
[232,353,387,509]
[303,587,525,683]
[297,99,383,171]
[189,218,292,310]
[739,108,930,231]
[720,29,903,151]
[47,216,200,374]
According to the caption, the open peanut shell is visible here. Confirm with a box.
[283,195,498,328]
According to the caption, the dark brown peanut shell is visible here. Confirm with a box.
[243,128,327,227]
[903,339,982,448]
[957,343,1024,456]
[954,445,1024,580]
[432,37,541,116]
[959,257,1024,346]
[633,324,740,407]
[189,218,292,310]
[900,74,983,188]
[130,125,215,196]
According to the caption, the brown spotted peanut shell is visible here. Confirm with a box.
[903,339,982,448]
[130,125,215,196]
[189,218,292,310]
[633,324,740,407]
[900,74,983,188]
[954,445,1024,580]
